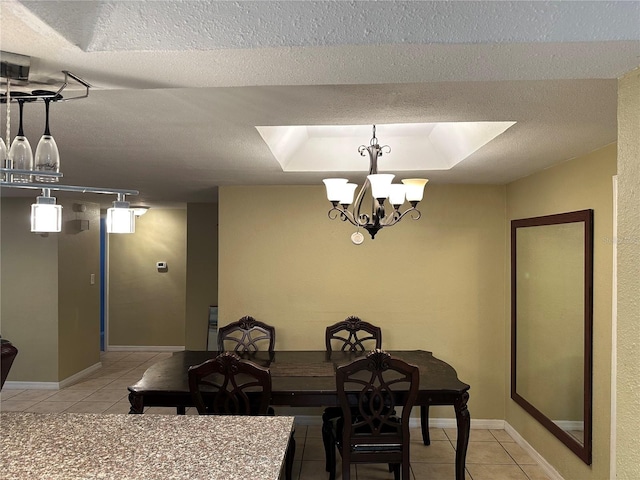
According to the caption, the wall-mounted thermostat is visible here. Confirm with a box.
[156,261,168,270]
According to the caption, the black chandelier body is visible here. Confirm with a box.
[323,125,428,243]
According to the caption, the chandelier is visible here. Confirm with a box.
[323,125,428,244]
[1,51,139,234]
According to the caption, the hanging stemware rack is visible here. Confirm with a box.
[1,51,138,234]
[1,52,138,198]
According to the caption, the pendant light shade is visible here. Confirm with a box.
[367,173,395,200]
[323,178,348,202]
[106,200,135,234]
[401,178,429,202]
[31,195,62,233]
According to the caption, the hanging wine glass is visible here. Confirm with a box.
[0,94,6,180]
[33,90,62,182]
[0,137,7,182]
[7,92,35,183]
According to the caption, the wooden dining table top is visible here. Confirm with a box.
[128,349,470,407]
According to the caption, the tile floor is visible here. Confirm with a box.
[0,351,551,480]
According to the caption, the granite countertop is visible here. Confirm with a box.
[1,412,294,480]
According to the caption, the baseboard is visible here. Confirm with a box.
[107,345,185,352]
[59,362,103,389]
[3,362,102,391]
[425,417,505,430]
[3,381,60,390]
[504,422,565,480]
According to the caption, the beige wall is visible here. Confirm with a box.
[0,196,100,383]
[616,68,640,479]
[57,200,101,379]
[506,143,616,480]
[219,184,507,420]
[108,208,187,347]
[185,203,218,350]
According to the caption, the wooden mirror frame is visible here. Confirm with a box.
[511,209,593,465]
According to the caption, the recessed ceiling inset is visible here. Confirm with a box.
[256,123,516,172]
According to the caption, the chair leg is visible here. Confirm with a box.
[420,404,431,445]
[323,422,337,480]
[284,433,295,480]
[392,463,400,480]
[322,418,332,472]
[402,461,411,480]
[342,456,350,480]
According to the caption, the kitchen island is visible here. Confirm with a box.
[0,412,294,480]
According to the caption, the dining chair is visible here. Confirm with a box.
[325,316,432,448]
[325,316,382,353]
[217,315,276,353]
[188,352,272,415]
[322,316,382,472]
[188,352,295,480]
[325,349,419,480]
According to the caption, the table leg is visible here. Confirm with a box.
[454,391,470,480]
[420,404,431,445]
[128,392,144,414]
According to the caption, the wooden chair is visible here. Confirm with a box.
[188,352,272,415]
[322,316,382,472]
[325,349,419,480]
[325,316,382,353]
[325,317,432,448]
[217,315,276,353]
[188,352,295,479]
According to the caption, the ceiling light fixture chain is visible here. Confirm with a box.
[323,125,428,243]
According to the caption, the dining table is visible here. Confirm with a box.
[0,412,295,480]
[128,349,471,480]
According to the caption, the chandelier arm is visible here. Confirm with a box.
[328,206,358,227]
[382,206,422,226]
[352,176,372,227]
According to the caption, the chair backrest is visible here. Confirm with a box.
[217,315,276,353]
[188,352,272,415]
[336,349,419,448]
[325,316,382,352]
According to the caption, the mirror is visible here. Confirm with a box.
[511,209,593,464]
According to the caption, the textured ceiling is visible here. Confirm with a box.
[1,1,639,206]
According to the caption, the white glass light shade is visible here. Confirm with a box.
[402,178,429,202]
[31,201,62,233]
[323,178,348,202]
[367,174,395,199]
[8,136,33,182]
[132,206,150,216]
[388,184,406,206]
[339,183,358,205]
[106,203,135,234]
[34,135,60,182]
